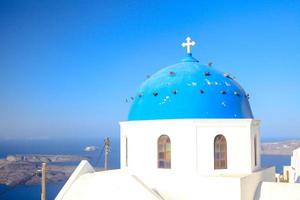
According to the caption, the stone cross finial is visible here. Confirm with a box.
[181,37,196,54]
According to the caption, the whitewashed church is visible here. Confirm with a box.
[55,38,300,200]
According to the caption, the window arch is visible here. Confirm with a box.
[214,134,227,169]
[157,135,171,168]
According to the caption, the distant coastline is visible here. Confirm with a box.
[0,154,87,186]
[261,140,300,155]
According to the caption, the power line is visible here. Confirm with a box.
[94,137,111,170]
[95,143,105,167]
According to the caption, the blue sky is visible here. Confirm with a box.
[0,0,299,140]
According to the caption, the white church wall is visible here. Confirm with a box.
[120,119,198,172]
[195,119,258,174]
[120,119,260,175]
[291,147,300,183]
[251,120,261,171]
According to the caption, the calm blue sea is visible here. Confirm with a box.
[0,138,290,200]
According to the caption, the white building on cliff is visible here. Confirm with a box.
[55,37,300,200]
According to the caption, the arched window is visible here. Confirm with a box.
[214,135,227,169]
[157,135,171,168]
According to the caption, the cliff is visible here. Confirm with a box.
[0,154,90,186]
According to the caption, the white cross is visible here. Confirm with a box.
[181,37,196,54]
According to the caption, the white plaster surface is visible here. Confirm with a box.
[56,167,275,200]
[56,169,164,200]
[55,160,95,200]
[257,182,300,200]
[291,147,300,183]
[120,119,261,174]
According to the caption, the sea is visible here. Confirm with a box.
[0,138,291,200]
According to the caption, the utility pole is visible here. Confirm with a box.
[104,137,110,170]
[41,162,47,200]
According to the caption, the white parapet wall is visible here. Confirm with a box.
[55,163,275,200]
[257,182,300,200]
[55,169,165,200]
[291,147,300,183]
[241,166,275,200]
[55,160,95,200]
[130,166,275,200]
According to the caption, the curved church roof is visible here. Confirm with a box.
[128,37,253,121]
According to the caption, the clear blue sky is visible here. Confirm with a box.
[0,0,299,140]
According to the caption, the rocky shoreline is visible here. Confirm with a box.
[0,155,88,186]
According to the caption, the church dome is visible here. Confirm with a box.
[128,39,253,121]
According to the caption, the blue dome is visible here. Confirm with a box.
[128,54,253,121]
